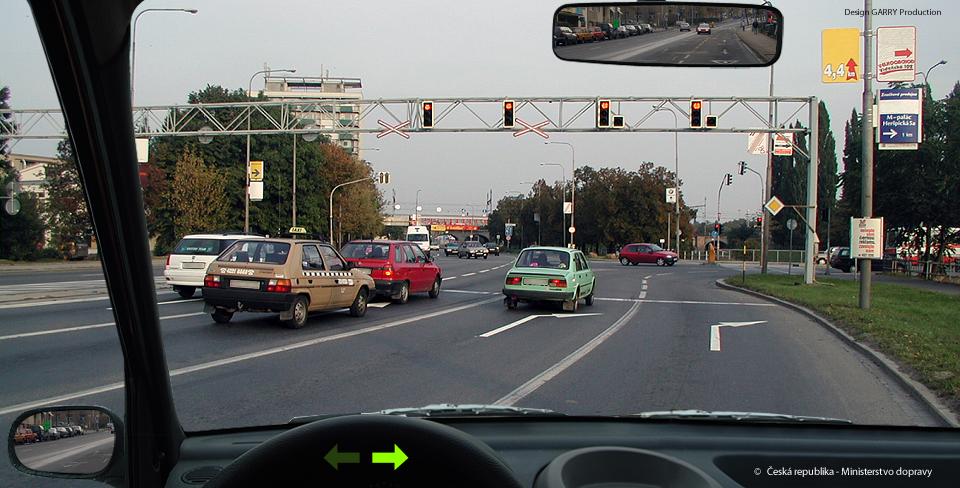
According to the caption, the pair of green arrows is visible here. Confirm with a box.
[324,444,407,470]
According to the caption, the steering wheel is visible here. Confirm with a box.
[205,414,523,488]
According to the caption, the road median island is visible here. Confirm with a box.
[719,274,960,426]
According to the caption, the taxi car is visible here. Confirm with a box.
[502,247,596,312]
[202,238,375,328]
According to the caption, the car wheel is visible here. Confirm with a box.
[393,281,410,304]
[211,308,233,324]
[429,277,441,298]
[283,295,309,329]
[585,283,595,307]
[176,286,196,299]
[505,297,518,310]
[349,288,368,317]
[620,257,629,266]
[484,255,488,259]
[656,258,665,266]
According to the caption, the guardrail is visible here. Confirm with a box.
[682,249,806,264]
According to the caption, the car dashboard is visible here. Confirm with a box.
[165,417,960,488]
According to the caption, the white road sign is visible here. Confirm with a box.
[135,138,149,163]
[747,132,768,155]
[248,181,264,202]
[665,187,677,203]
[563,202,572,215]
[850,217,884,259]
[773,133,794,156]
[876,26,916,83]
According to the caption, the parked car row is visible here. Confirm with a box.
[554,23,653,46]
[13,424,85,444]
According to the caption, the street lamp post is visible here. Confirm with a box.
[546,142,575,248]
[539,162,566,247]
[415,189,422,223]
[652,107,679,252]
[244,67,295,234]
[521,181,541,245]
[131,8,197,104]
[330,177,371,246]
[739,161,765,260]
[917,60,947,87]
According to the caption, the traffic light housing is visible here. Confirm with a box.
[377,171,391,185]
[725,173,733,186]
[503,100,515,128]
[738,161,746,175]
[612,115,625,128]
[705,115,718,128]
[714,222,722,234]
[755,216,763,228]
[421,101,434,128]
[689,99,703,128]
[597,99,611,128]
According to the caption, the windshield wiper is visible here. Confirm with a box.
[373,403,564,418]
[627,409,852,424]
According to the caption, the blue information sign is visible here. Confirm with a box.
[878,88,922,145]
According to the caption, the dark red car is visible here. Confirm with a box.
[340,240,442,303]
[618,243,679,266]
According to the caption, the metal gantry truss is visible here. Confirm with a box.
[1,96,816,141]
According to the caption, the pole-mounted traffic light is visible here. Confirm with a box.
[705,114,718,128]
[738,161,746,175]
[714,222,722,234]
[725,173,733,186]
[689,99,703,128]
[421,101,434,128]
[755,216,763,227]
[597,99,611,128]
[503,100,515,129]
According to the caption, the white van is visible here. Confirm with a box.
[163,233,263,298]
[405,226,432,254]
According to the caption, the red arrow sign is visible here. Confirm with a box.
[845,58,858,80]
[894,48,912,57]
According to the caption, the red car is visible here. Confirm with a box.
[618,243,679,266]
[590,26,605,41]
[340,240,442,304]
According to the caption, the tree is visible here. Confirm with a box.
[0,192,45,260]
[169,149,230,238]
[835,109,862,246]
[43,140,92,258]
[816,101,841,248]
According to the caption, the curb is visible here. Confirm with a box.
[716,278,959,428]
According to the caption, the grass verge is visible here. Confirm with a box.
[725,274,960,413]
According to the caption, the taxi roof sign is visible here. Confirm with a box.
[288,226,308,234]
[765,196,785,216]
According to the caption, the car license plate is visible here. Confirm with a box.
[182,262,206,269]
[230,279,261,290]
[523,277,548,286]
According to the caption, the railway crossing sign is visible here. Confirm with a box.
[513,119,550,139]
[377,119,411,139]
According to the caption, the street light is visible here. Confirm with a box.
[652,106,679,252]
[540,162,567,247]
[244,67,296,233]
[918,60,947,86]
[415,189,423,223]
[330,177,371,246]
[545,141,575,248]
[131,8,198,105]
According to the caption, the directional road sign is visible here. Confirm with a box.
[764,196,785,216]
[249,160,264,182]
[876,26,917,82]
[773,133,794,156]
[821,28,861,83]
[878,88,923,150]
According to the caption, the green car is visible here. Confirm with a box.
[502,246,596,312]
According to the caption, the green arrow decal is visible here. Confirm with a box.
[324,444,360,470]
[372,444,407,470]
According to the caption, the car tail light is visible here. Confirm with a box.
[549,278,567,288]
[165,254,171,268]
[505,276,522,286]
[203,275,221,288]
[371,264,393,280]
[266,279,292,293]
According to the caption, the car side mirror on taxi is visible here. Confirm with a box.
[8,405,123,482]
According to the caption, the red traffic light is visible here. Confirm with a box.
[692,101,702,110]
[423,102,432,111]
[600,100,610,110]
[504,101,513,110]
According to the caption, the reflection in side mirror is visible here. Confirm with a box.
[9,406,120,477]
[553,2,782,67]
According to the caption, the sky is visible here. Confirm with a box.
[3,0,956,223]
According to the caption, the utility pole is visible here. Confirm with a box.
[859,0,874,308]
[761,64,775,274]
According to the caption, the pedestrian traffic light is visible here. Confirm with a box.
[714,222,722,234]
[705,115,718,128]
[503,100,515,128]
[755,216,763,227]
[421,101,434,128]
[597,99,611,128]
[689,99,703,128]
[725,173,733,186]
[738,161,746,175]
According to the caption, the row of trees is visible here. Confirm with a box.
[488,163,696,255]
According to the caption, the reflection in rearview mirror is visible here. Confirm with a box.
[553,2,782,67]
[12,409,116,475]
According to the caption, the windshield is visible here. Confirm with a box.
[4,4,958,474]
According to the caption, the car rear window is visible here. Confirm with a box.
[219,241,291,264]
[406,234,429,242]
[516,249,570,269]
[341,243,391,259]
[173,238,222,256]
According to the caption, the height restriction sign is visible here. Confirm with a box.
[821,28,861,83]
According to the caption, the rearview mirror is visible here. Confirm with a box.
[553,2,782,67]
[8,406,122,479]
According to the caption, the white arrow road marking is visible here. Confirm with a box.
[479,313,603,338]
[710,321,767,351]
[367,302,391,308]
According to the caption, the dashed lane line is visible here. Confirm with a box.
[0,312,205,341]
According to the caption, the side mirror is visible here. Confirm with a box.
[8,406,123,480]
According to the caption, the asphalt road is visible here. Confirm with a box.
[13,431,115,475]
[556,21,761,65]
[0,253,944,486]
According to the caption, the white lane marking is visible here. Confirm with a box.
[643,275,653,279]
[595,298,774,306]
[443,276,457,281]
[638,291,647,299]
[108,297,202,310]
[479,313,603,338]
[0,297,502,416]
[0,312,205,341]
[444,290,496,295]
[641,284,648,290]
[367,302,391,309]
[654,272,672,276]
[495,300,643,406]
[462,273,477,277]
[479,269,490,273]
[0,292,176,310]
[710,321,767,351]
[20,435,114,471]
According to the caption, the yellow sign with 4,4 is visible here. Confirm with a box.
[821,28,861,84]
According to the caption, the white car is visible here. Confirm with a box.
[164,233,263,298]
[405,225,432,255]
[697,23,711,34]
